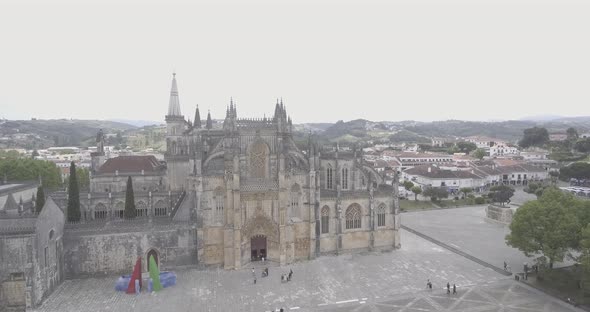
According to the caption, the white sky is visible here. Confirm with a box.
[1,0,589,123]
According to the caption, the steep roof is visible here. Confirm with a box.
[97,155,163,174]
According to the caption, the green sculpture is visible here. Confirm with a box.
[149,255,162,291]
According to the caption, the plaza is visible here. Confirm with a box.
[33,226,582,312]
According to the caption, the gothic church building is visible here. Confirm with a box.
[165,74,400,269]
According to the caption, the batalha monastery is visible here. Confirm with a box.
[0,74,400,309]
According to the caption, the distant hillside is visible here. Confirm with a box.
[107,119,162,127]
[0,119,136,149]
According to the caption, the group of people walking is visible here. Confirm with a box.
[426,279,457,295]
[252,267,293,284]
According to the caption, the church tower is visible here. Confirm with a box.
[165,73,190,191]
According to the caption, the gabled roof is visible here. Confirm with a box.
[97,155,164,175]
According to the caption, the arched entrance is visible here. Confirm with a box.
[147,249,159,271]
[250,235,267,261]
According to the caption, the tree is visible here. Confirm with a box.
[489,185,514,207]
[459,187,472,199]
[456,141,477,154]
[410,186,422,201]
[67,162,81,222]
[35,186,45,214]
[560,162,590,181]
[567,127,579,142]
[423,187,449,201]
[519,127,549,148]
[0,157,61,189]
[31,149,39,158]
[575,138,590,153]
[403,181,414,191]
[506,189,581,269]
[124,176,136,219]
[472,148,486,160]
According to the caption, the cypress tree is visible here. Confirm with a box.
[35,186,45,214]
[67,161,81,222]
[124,176,136,219]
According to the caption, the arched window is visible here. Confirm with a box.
[115,201,124,219]
[136,201,148,217]
[326,165,333,189]
[214,187,224,223]
[345,204,361,229]
[321,206,329,234]
[154,200,167,217]
[377,204,386,227]
[94,203,107,219]
[342,167,349,189]
[289,184,300,218]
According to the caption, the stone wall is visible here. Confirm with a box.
[63,223,197,277]
[486,204,514,224]
[0,234,34,310]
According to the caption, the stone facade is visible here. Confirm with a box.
[163,74,400,269]
[0,198,65,310]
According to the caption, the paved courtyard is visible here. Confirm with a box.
[34,228,582,312]
[402,203,574,274]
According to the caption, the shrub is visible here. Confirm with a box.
[475,197,485,204]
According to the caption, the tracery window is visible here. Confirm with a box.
[345,204,361,229]
[321,206,329,234]
[136,201,148,217]
[326,165,333,189]
[154,200,167,217]
[94,203,107,219]
[290,184,300,218]
[214,187,224,223]
[342,167,349,189]
[377,204,386,227]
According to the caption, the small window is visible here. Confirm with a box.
[321,206,329,234]
[377,205,386,227]
[49,229,54,240]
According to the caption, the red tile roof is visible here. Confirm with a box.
[98,156,164,174]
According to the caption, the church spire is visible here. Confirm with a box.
[194,105,201,128]
[167,73,182,116]
[206,110,213,129]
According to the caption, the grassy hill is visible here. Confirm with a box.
[0,119,136,149]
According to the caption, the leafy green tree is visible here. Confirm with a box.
[124,176,136,219]
[459,187,472,198]
[403,180,414,191]
[31,149,39,158]
[472,148,486,160]
[67,162,81,222]
[410,186,422,201]
[489,185,515,207]
[456,141,477,154]
[519,127,549,148]
[575,138,590,153]
[0,157,61,189]
[506,189,581,269]
[560,162,590,181]
[567,127,579,142]
[35,186,45,214]
[423,187,448,201]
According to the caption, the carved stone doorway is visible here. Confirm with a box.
[251,235,267,261]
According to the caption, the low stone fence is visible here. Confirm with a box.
[485,204,514,224]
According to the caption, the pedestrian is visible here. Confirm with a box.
[503,261,507,271]
[254,278,256,284]
[453,284,456,294]
[426,279,430,289]
[289,269,293,280]
[252,267,255,275]
[446,282,450,295]
[281,274,285,282]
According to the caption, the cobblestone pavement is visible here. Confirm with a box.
[34,229,580,312]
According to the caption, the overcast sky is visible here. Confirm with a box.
[1,0,589,123]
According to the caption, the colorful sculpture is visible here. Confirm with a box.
[126,257,142,294]
[148,255,162,291]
